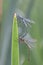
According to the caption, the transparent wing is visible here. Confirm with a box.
[15,9,35,28]
[20,33,37,48]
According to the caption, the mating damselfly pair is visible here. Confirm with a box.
[14,9,37,48]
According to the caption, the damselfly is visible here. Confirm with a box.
[19,33,37,48]
[14,9,37,48]
[15,9,35,28]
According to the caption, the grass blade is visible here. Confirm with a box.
[11,13,19,65]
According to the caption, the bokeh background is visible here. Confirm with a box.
[0,0,43,65]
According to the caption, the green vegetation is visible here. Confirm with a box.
[11,13,19,65]
[0,0,43,65]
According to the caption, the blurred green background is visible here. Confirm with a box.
[0,0,43,65]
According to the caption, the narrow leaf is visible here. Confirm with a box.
[11,13,19,65]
